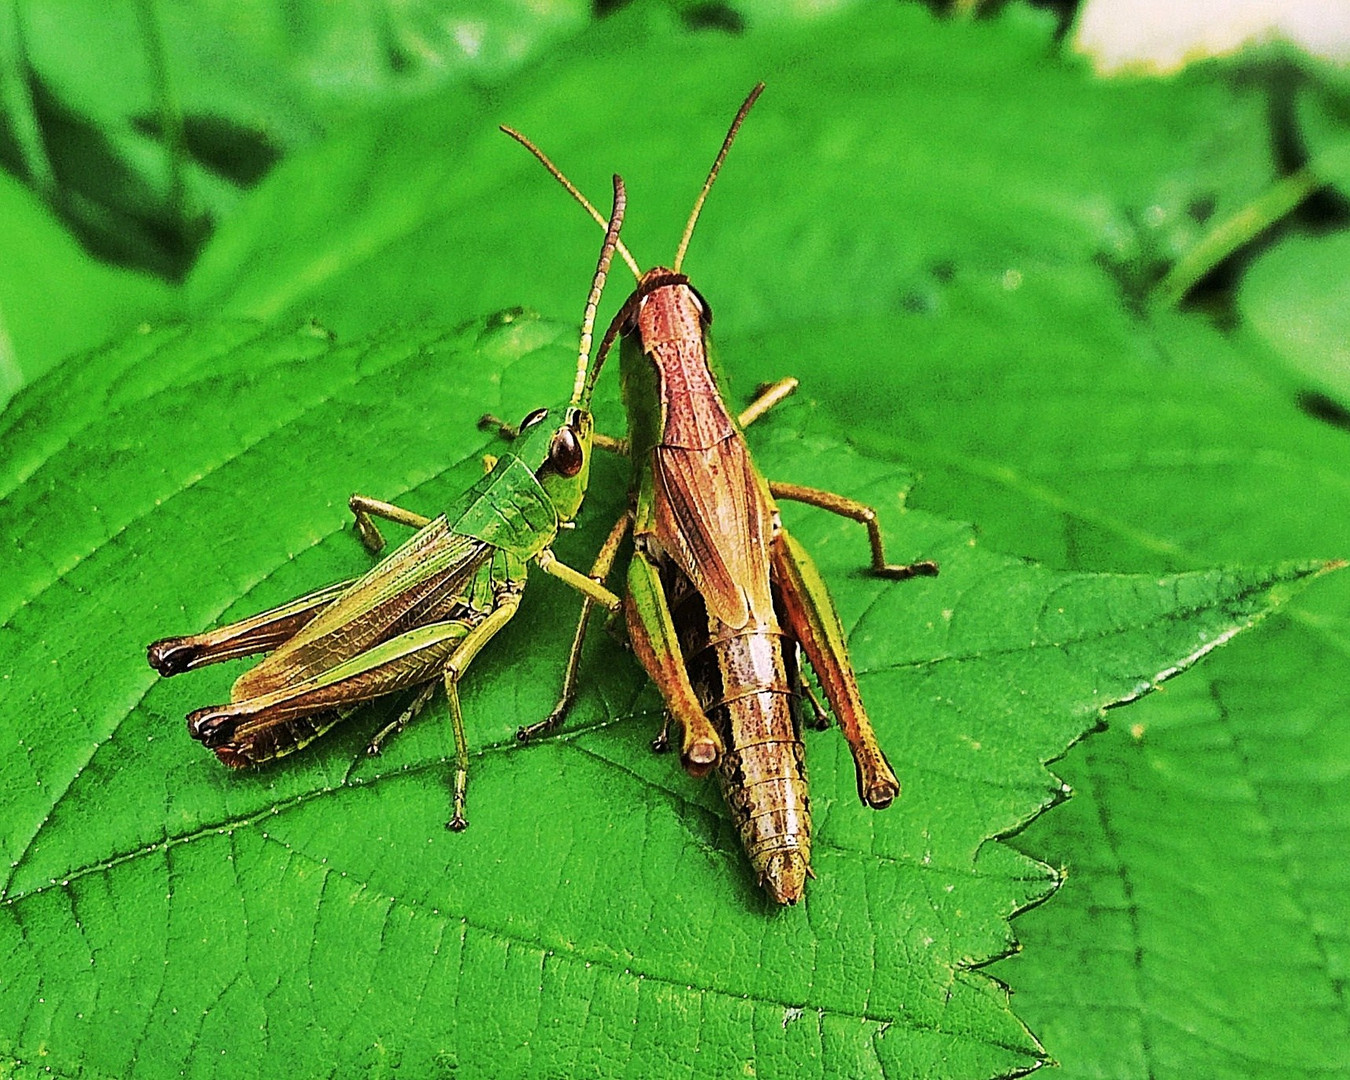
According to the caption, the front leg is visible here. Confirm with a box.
[534,547,622,610]
[349,493,434,555]
[436,590,523,830]
[737,376,798,429]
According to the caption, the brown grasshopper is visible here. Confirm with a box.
[146,178,630,831]
[502,88,938,903]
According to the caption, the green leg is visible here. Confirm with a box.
[443,676,471,832]
[770,527,900,809]
[438,591,523,831]
[520,511,632,743]
[349,493,433,555]
[535,547,622,610]
[625,549,723,776]
[366,680,437,755]
[737,376,798,429]
[592,432,629,456]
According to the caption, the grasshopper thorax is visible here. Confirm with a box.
[615,268,711,356]
[463,406,594,557]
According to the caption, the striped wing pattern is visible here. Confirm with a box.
[652,436,776,631]
[231,516,487,700]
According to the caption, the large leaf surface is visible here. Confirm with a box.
[185,4,1271,341]
[0,315,1321,1078]
[775,254,1350,1075]
[3,3,1347,1077]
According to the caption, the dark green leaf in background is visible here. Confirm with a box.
[0,0,588,379]
[1240,233,1350,409]
[0,170,171,404]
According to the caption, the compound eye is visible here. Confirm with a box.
[689,286,713,325]
[519,407,550,432]
[619,305,639,337]
[548,426,584,478]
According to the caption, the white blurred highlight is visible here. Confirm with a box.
[1074,0,1350,73]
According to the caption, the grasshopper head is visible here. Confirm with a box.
[507,405,594,524]
[537,406,593,523]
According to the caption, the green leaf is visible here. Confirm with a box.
[1002,618,1350,1079]
[6,3,1348,1077]
[20,0,590,132]
[185,2,1272,339]
[0,318,1319,1078]
[781,256,1350,1076]
[0,170,172,403]
[3,0,590,284]
[1239,233,1350,408]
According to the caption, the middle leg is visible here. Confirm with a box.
[768,481,938,580]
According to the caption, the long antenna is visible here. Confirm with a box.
[672,82,764,274]
[502,126,643,282]
[573,174,626,407]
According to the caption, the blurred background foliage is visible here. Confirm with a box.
[2,1,1348,1078]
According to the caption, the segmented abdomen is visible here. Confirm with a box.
[670,574,811,904]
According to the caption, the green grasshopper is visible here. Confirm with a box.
[503,88,938,902]
[146,177,630,831]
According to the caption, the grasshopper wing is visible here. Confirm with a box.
[651,435,775,630]
[232,516,486,699]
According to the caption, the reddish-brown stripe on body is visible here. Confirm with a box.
[634,277,776,629]
[636,276,734,451]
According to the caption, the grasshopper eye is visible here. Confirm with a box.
[548,426,584,478]
[689,286,713,325]
[620,308,639,337]
[519,407,550,431]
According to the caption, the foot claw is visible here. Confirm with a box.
[518,707,564,744]
[863,779,900,809]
